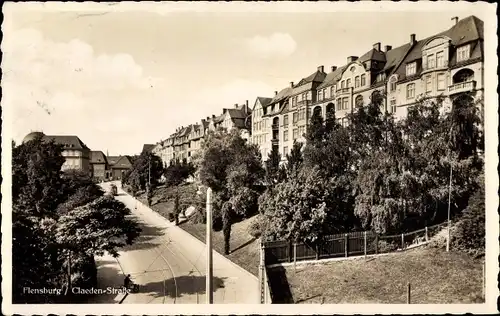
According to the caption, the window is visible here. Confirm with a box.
[306,91,311,100]
[406,62,417,76]
[390,99,397,114]
[299,126,305,137]
[350,66,356,72]
[283,147,288,156]
[437,73,446,90]
[407,83,415,99]
[342,97,349,110]
[346,79,351,88]
[427,54,435,69]
[324,88,330,99]
[330,86,335,96]
[336,98,342,111]
[293,112,298,124]
[318,90,323,101]
[299,108,305,120]
[360,74,366,86]
[293,129,298,140]
[355,95,364,108]
[284,115,289,126]
[457,45,470,62]
[425,76,432,92]
[390,79,397,92]
[355,76,360,88]
[284,130,289,141]
[341,81,345,89]
[436,51,444,67]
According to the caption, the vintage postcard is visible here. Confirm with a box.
[1,1,498,315]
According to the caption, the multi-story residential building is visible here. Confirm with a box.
[22,131,91,174]
[251,97,273,159]
[253,15,484,162]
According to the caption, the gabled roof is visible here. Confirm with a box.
[298,69,327,85]
[226,108,247,119]
[256,97,273,109]
[111,155,132,169]
[142,144,155,153]
[107,156,121,166]
[90,151,107,164]
[317,66,347,89]
[43,135,90,151]
[394,15,484,81]
[270,87,293,104]
[359,48,387,63]
[382,43,412,73]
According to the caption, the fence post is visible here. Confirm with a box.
[375,235,379,254]
[364,231,367,259]
[315,242,320,260]
[407,282,411,304]
[259,242,265,304]
[294,242,297,273]
[401,233,405,250]
[425,226,428,241]
[289,240,293,263]
[344,234,349,257]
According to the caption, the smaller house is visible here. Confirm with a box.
[90,151,108,181]
[109,155,133,180]
[142,144,155,153]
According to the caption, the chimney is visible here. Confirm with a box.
[385,45,392,52]
[373,42,381,51]
[212,115,215,119]
[347,56,358,63]
[410,34,416,45]
[331,66,337,72]
[275,91,278,96]
[317,65,324,73]
[452,16,458,25]
[234,103,238,108]
[290,81,294,88]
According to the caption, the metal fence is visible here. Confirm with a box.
[263,222,449,265]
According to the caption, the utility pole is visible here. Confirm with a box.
[206,187,213,304]
[446,124,454,252]
[146,154,151,206]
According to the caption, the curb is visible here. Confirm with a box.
[121,188,259,282]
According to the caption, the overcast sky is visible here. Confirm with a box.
[2,2,493,155]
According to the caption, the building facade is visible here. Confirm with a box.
[253,15,484,161]
[22,132,91,174]
[90,151,108,181]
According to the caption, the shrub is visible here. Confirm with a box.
[452,184,485,255]
[377,240,399,253]
[189,209,205,224]
[167,212,175,222]
[247,216,262,238]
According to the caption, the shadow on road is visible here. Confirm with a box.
[139,275,226,299]
[91,261,124,303]
[231,237,257,253]
[121,220,166,252]
[267,266,294,303]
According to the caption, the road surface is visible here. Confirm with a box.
[97,182,259,304]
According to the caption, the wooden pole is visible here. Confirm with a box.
[364,231,367,259]
[401,233,405,250]
[375,235,379,254]
[294,242,297,273]
[206,188,213,304]
[407,282,411,304]
[425,226,428,241]
[344,234,348,257]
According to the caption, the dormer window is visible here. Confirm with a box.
[350,66,356,72]
[389,76,397,92]
[355,76,360,88]
[360,74,366,86]
[457,44,470,62]
[436,51,444,67]
[406,62,417,76]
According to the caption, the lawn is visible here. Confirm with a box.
[278,247,484,304]
[134,183,260,277]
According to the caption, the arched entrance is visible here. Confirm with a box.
[355,95,364,108]
[313,106,322,118]
[326,103,335,116]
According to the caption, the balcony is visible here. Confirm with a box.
[271,138,279,144]
[272,124,279,130]
[448,80,476,95]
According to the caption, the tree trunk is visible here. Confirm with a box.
[65,251,72,296]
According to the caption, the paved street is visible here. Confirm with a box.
[95,182,259,304]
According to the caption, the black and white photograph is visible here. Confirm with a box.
[1,1,498,315]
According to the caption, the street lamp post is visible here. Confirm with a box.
[446,124,454,252]
[205,187,213,304]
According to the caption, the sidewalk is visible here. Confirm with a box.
[90,254,128,304]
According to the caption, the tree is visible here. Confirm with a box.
[123,152,164,192]
[197,128,265,254]
[285,141,303,178]
[265,146,281,186]
[164,159,195,187]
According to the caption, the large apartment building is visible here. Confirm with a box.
[251,15,484,161]
[153,101,252,167]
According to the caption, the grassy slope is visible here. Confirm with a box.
[282,247,484,304]
[179,216,260,277]
[135,183,260,277]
